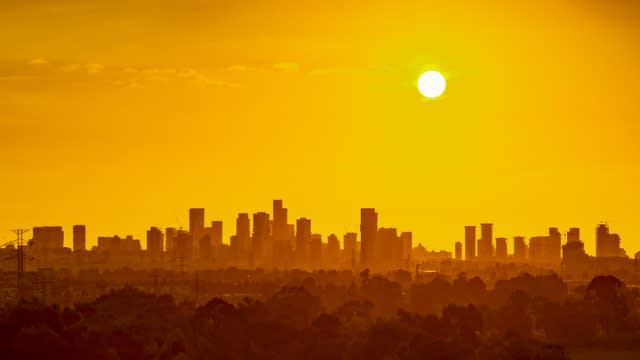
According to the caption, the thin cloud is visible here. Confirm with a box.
[273,62,300,73]
[29,58,48,65]
[86,63,105,73]
[227,65,254,72]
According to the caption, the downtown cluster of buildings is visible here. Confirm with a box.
[4,200,637,273]
[454,223,630,266]
[4,200,440,271]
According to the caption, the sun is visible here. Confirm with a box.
[418,70,446,98]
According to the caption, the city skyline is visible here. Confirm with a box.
[9,198,636,265]
[3,0,640,256]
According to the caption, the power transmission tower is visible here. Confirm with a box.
[11,228,30,300]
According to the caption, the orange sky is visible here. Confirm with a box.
[1,0,639,256]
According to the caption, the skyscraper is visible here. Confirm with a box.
[309,233,322,268]
[73,225,86,252]
[400,232,412,263]
[296,218,311,267]
[464,226,476,260]
[165,227,177,254]
[327,234,340,268]
[235,213,250,253]
[343,232,358,269]
[455,241,462,261]
[596,223,622,258]
[360,208,378,269]
[146,227,163,258]
[513,236,527,260]
[567,228,580,243]
[495,237,507,259]
[478,223,493,259]
[252,212,270,265]
[189,208,205,256]
[211,221,223,248]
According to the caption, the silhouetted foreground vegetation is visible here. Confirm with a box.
[1,273,640,359]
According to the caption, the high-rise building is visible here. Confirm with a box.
[400,232,412,263]
[529,228,562,262]
[272,200,291,268]
[596,224,623,258]
[495,237,507,259]
[327,234,340,268]
[548,227,562,260]
[343,232,358,269]
[464,226,476,260]
[252,212,270,265]
[73,225,86,252]
[32,226,64,250]
[454,241,462,261]
[513,236,527,260]
[360,208,378,269]
[146,227,164,259]
[165,227,177,254]
[189,208,205,256]
[235,213,250,254]
[567,228,580,243]
[378,227,400,269]
[211,221,223,248]
[296,218,311,267]
[173,230,192,260]
[309,234,322,268]
[478,223,493,259]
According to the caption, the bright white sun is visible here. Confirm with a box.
[418,70,446,98]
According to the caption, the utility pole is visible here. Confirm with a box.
[11,228,30,300]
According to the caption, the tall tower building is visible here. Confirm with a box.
[327,234,340,268]
[495,237,507,259]
[189,208,205,256]
[596,223,622,258]
[146,227,164,258]
[211,221,223,248]
[567,228,580,243]
[309,234,322,268]
[165,227,177,254]
[360,208,378,269]
[344,232,358,268]
[464,226,476,261]
[513,236,527,260]
[400,232,412,263]
[296,218,311,267]
[252,212,270,265]
[73,225,86,252]
[478,223,493,259]
[454,241,462,261]
[236,213,250,251]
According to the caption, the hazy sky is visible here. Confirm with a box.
[1,0,639,255]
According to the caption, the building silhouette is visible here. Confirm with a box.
[343,232,358,269]
[360,208,378,269]
[252,212,270,266]
[596,223,624,258]
[296,218,311,267]
[513,236,527,260]
[72,225,86,252]
[495,237,507,259]
[165,227,177,254]
[477,223,493,259]
[454,241,462,261]
[146,227,163,259]
[189,208,205,257]
[464,225,476,260]
[400,231,412,265]
[233,213,250,264]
